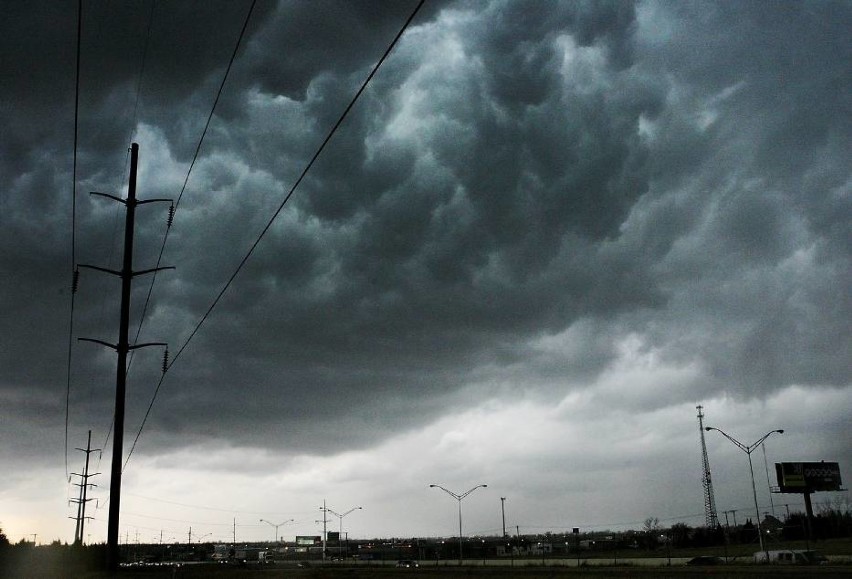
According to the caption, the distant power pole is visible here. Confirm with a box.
[69,430,100,544]
[319,500,329,561]
[77,143,173,572]
[697,406,719,528]
[500,497,507,538]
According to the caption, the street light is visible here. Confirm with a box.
[705,426,783,561]
[259,519,294,544]
[326,506,362,560]
[429,484,487,566]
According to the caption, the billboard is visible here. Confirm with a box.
[775,462,842,493]
[295,535,321,546]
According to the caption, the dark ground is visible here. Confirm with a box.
[3,539,851,579]
[3,562,852,579]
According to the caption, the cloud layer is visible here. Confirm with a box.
[0,0,849,543]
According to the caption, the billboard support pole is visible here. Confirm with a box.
[803,491,814,544]
[775,460,844,545]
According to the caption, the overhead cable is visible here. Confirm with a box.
[127,0,257,380]
[124,0,427,470]
[65,0,84,480]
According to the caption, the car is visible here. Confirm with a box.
[754,549,828,564]
[798,550,828,565]
[396,560,419,568]
[686,556,724,565]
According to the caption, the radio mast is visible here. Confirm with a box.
[697,405,719,528]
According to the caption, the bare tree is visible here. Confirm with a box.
[643,517,660,534]
[642,517,661,550]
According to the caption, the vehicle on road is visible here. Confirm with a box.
[753,549,828,564]
[686,556,724,565]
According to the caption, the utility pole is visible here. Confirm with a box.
[761,444,776,517]
[69,430,100,544]
[697,406,719,528]
[77,143,173,572]
[319,500,329,562]
[500,497,507,538]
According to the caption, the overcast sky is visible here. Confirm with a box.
[1,0,850,546]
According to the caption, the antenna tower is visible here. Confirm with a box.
[697,405,719,528]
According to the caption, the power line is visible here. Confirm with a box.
[123,0,258,470]
[67,0,160,480]
[124,0,427,469]
[123,511,247,527]
[122,0,259,472]
[65,0,83,481]
[125,491,316,517]
[96,0,159,472]
[129,0,258,369]
[68,0,250,484]
[125,493,272,515]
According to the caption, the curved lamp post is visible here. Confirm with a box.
[259,518,294,544]
[429,484,487,565]
[326,506,362,559]
[705,426,783,560]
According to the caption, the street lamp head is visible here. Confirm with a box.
[704,427,713,431]
[482,484,488,488]
[776,429,784,434]
[429,484,437,488]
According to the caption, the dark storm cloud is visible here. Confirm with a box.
[624,0,852,395]
[132,0,659,446]
[240,0,443,101]
[1,0,849,464]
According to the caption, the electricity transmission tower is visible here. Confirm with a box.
[69,430,100,544]
[77,143,172,571]
[697,405,719,528]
